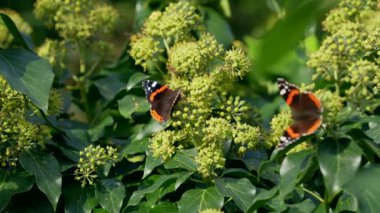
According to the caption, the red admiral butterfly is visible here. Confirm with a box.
[142,80,180,122]
[277,78,322,148]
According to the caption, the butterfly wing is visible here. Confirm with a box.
[150,88,180,122]
[277,78,322,148]
[279,115,322,148]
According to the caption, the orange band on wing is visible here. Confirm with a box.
[306,118,322,134]
[150,109,164,122]
[286,89,300,105]
[307,93,321,109]
[286,127,300,138]
[149,85,168,102]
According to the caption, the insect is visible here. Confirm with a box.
[277,78,323,148]
[142,80,180,123]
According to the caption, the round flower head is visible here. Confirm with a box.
[74,145,118,187]
[143,1,202,44]
[195,143,225,178]
[129,33,163,71]
[266,109,292,149]
[221,48,251,80]
[233,123,261,155]
[37,39,67,68]
[149,130,184,161]
[0,76,51,168]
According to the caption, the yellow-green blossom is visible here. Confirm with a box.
[149,130,183,161]
[129,33,163,71]
[143,1,202,43]
[220,48,251,79]
[217,94,250,122]
[266,109,292,148]
[167,33,222,78]
[233,123,261,155]
[315,89,344,126]
[74,144,118,187]
[287,142,313,154]
[132,2,256,178]
[203,118,232,144]
[168,41,204,77]
[34,0,118,40]
[0,76,51,168]
[37,39,67,68]
[307,0,380,112]
[48,89,64,116]
[195,143,225,178]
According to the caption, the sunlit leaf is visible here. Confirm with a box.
[343,165,380,213]
[216,178,256,211]
[279,150,315,199]
[317,138,362,201]
[0,169,34,212]
[64,184,97,213]
[0,48,54,113]
[118,95,150,119]
[19,150,62,211]
[177,187,224,213]
[95,179,126,213]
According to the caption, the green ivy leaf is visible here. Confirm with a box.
[366,116,380,144]
[317,138,362,201]
[343,165,380,213]
[215,178,256,211]
[202,7,234,47]
[118,95,150,119]
[279,150,315,199]
[92,73,126,101]
[151,202,178,213]
[127,72,149,91]
[287,199,316,213]
[177,187,224,213]
[0,169,34,212]
[95,179,126,213]
[88,115,114,141]
[143,152,163,179]
[121,138,149,157]
[146,181,176,207]
[0,13,30,49]
[0,48,54,113]
[164,149,197,172]
[128,173,184,207]
[334,193,358,213]
[19,150,62,211]
[64,184,98,213]
[246,186,279,213]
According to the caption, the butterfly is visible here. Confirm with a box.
[277,78,323,148]
[142,80,180,122]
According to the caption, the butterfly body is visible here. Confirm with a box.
[277,78,322,148]
[142,80,180,122]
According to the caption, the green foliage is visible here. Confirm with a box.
[0,0,380,212]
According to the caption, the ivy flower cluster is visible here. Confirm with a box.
[0,76,51,168]
[266,109,292,149]
[34,0,119,71]
[130,2,260,178]
[0,9,32,49]
[307,0,380,111]
[74,144,118,187]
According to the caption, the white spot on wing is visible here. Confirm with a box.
[152,81,157,87]
[280,89,287,96]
